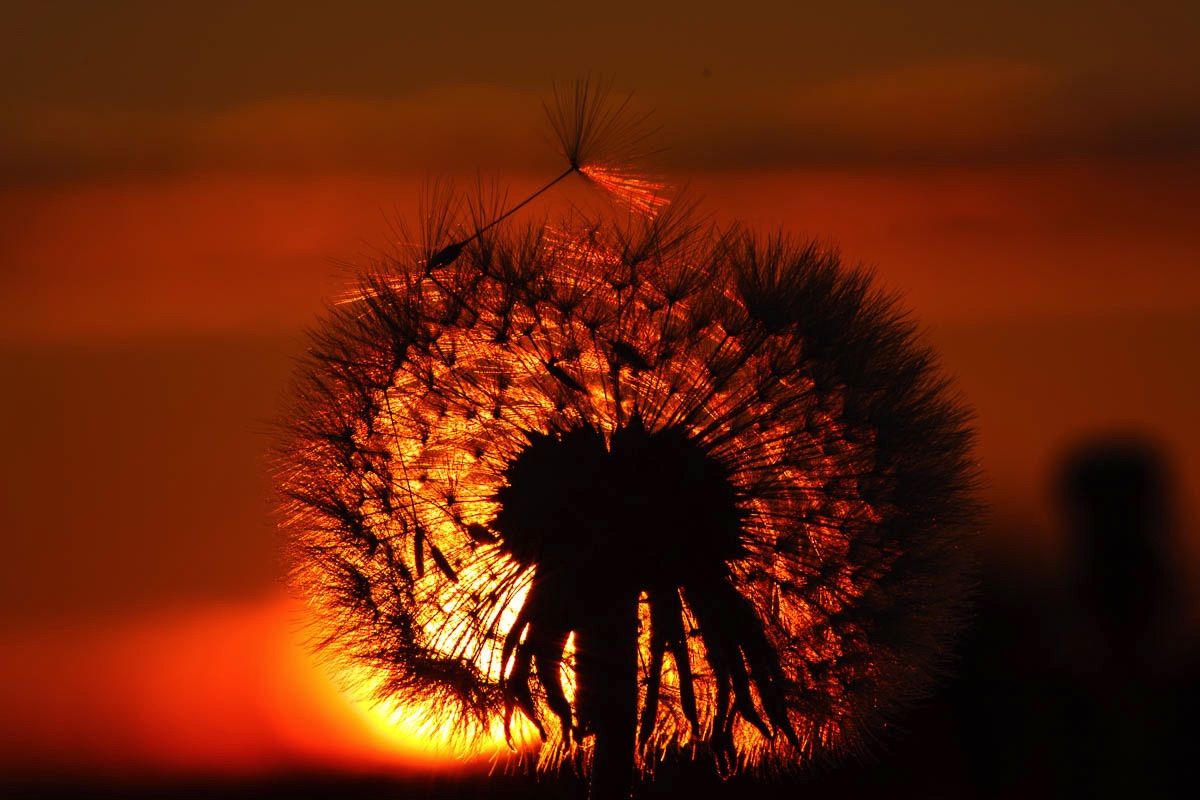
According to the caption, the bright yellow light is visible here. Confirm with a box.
[350,686,508,761]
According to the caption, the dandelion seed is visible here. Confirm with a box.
[419,78,666,273]
[545,77,667,213]
[277,85,977,800]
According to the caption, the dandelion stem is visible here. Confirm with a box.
[484,166,577,233]
[585,587,641,800]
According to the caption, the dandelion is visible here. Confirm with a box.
[277,86,977,800]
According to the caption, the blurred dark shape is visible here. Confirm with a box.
[948,434,1197,799]
[1059,436,1175,655]
[1049,435,1196,798]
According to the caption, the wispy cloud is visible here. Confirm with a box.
[3,62,1198,180]
[0,85,548,180]
[658,58,1200,168]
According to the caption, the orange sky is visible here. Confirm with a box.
[2,0,1198,784]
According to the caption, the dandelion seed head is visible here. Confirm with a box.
[278,198,977,778]
[277,82,977,785]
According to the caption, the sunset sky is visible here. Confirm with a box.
[2,0,1198,787]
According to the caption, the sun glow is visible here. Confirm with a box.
[345,671,512,760]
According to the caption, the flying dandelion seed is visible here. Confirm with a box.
[421,78,666,274]
[277,83,977,799]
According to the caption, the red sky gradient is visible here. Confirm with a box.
[2,0,1198,785]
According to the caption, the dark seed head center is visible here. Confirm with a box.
[493,418,744,589]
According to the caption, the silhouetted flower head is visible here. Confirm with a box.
[277,86,977,786]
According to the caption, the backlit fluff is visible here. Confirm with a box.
[277,191,977,779]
